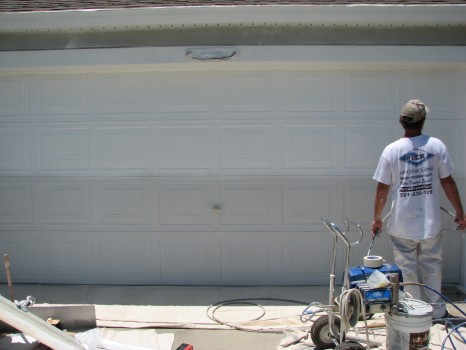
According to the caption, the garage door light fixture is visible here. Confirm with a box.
[186,47,239,61]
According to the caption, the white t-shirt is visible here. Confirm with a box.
[373,134,453,239]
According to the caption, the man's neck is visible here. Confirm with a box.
[404,130,422,138]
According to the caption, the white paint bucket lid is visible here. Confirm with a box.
[386,299,433,333]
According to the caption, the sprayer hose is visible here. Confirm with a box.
[339,288,371,348]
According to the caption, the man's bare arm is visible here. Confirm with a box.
[440,175,466,230]
[372,182,390,236]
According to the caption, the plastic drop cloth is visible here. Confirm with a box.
[75,328,174,350]
[277,317,466,350]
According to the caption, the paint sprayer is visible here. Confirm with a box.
[305,216,435,350]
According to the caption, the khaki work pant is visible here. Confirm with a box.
[390,234,445,319]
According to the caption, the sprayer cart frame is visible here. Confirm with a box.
[308,217,368,350]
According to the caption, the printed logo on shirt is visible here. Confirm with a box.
[399,167,434,197]
[399,149,434,167]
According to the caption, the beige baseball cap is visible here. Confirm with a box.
[400,99,429,123]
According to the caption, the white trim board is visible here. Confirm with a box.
[1,46,466,72]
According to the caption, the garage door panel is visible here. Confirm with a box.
[282,235,333,284]
[344,71,397,113]
[0,75,29,116]
[156,125,214,170]
[344,180,378,226]
[442,229,461,283]
[220,182,278,225]
[0,128,31,170]
[35,232,96,284]
[38,128,90,170]
[0,183,33,224]
[160,235,220,284]
[158,183,214,225]
[96,127,150,170]
[99,232,156,284]
[220,126,276,169]
[93,72,149,114]
[153,71,213,113]
[283,181,343,225]
[37,182,91,224]
[217,71,279,112]
[282,126,339,169]
[37,74,88,115]
[0,232,36,282]
[3,121,452,176]
[282,70,337,112]
[0,176,357,232]
[221,235,282,283]
[1,67,465,122]
[98,182,152,225]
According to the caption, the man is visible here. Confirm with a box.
[371,99,466,319]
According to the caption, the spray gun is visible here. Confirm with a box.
[367,228,379,256]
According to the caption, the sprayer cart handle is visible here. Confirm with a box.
[321,217,363,247]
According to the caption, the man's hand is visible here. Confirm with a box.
[440,176,466,231]
[455,213,466,231]
[371,219,382,238]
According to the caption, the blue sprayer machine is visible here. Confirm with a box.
[307,217,402,350]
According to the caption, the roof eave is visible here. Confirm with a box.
[1,4,466,32]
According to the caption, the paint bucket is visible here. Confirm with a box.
[385,299,433,350]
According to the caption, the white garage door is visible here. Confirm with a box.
[0,46,464,285]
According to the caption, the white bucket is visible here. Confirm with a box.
[385,299,433,350]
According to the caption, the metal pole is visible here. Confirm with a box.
[4,254,14,302]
